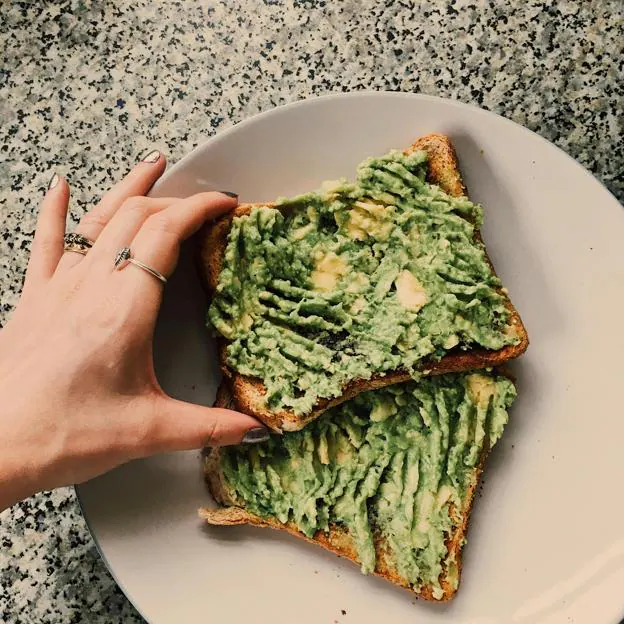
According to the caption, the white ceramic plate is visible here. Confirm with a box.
[76,93,624,624]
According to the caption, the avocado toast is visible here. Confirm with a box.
[202,371,517,601]
[199,134,528,432]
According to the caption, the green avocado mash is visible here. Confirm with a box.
[209,149,518,415]
[219,372,516,598]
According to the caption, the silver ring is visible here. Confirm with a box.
[114,247,167,284]
[64,233,94,256]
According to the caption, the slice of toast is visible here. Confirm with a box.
[199,134,528,431]
[201,374,515,601]
[201,451,478,602]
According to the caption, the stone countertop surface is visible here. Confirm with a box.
[0,1,622,622]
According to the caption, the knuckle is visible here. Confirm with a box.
[78,211,107,230]
[120,196,151,218]
[204,417,222,447]
[35,237,58,256]
[144,212,176,236]
[201,415,219,445]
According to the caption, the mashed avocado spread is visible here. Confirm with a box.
[219,372,516,597]
[209,149,518,415]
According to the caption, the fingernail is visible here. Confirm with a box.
[241,427,270,444]
[140,149,161,164]
[48,173,60,190]
[218,190,238,198]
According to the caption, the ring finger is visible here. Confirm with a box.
[57,150,166,270]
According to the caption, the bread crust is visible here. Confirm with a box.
[201,383,489,602]
[198,134,529,431]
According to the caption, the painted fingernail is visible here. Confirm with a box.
[218,190,238,198]
[241,427,270,444]
[141,149,161,164]
[48,173,60,190]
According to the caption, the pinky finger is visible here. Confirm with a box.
[25,174,70,288]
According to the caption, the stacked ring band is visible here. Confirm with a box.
[63,233,94,256]
[114,247,167,284]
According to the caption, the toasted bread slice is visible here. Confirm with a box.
[201,378,501,601]
[199,134,528,432]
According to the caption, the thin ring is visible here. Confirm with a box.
[64,233,94,256]
[114,247,167,284]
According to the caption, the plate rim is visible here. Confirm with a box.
[150,91,620,206]
[75,91,623,623]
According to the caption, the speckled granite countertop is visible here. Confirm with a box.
[0,1,622,621]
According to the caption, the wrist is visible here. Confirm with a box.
[0,462,37,512]
[0,421,47,512]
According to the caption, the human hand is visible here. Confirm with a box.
[0,151,267,511]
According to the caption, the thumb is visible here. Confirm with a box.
[146,396,270,453]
